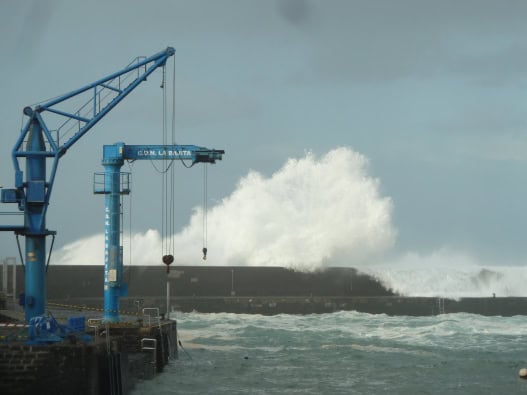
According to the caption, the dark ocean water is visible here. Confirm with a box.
[131,311,527,394]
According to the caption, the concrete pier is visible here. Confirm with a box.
[0,306,177,395]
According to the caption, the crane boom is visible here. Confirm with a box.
[109,143,224,163]
[0,48,175,322]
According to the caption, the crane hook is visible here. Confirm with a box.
[162,254,174,273]
[202,247,207,260]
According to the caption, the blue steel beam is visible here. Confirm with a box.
[121,144,224,163]
[101,156,126,323]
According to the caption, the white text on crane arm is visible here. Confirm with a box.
[135,149,192,158]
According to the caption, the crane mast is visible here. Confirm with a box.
[0,48,179,322]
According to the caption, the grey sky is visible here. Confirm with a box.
[1,0,527,265]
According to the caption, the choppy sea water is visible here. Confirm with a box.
[131,311,527,394]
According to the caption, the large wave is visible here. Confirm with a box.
[54,147,395,271]
[51,146,527,297]
[173,147,395,270]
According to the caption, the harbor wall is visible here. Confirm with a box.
[2,265,527,316]
[4,265,393,299]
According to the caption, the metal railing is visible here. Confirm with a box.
[142,307,160,327]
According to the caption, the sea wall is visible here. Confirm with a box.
[3,265,527,316]
[3,265,394,299]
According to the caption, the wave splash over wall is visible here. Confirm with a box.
[54,147,395,270]
[53,146,527,297]
[174,147,395,270]
[363,249,527,298]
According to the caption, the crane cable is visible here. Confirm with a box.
[170,54,177,258]
[202,164,208,260]
[161,63,170,262]
[160,57,177,270]
[161,64,167,257]
[159,56,209,265]
[125,160,134,285]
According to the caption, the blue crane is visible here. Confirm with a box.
[0,47,219,323]
[95,142,224,322]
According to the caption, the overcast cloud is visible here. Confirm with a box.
[1,0,527,267]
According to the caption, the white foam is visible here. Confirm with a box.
[171,147,395,269]
[361,249,527,297]
[53,147,395,270]
[51,147,527,298]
